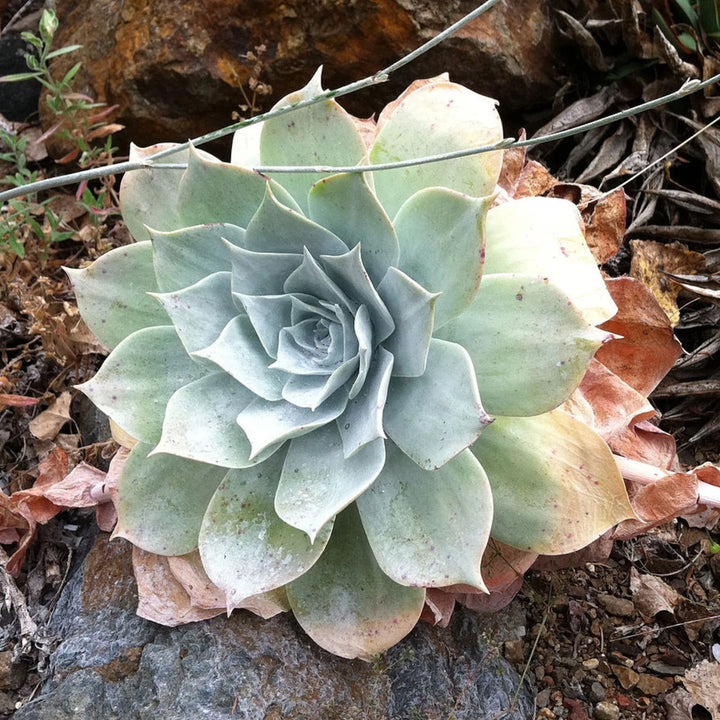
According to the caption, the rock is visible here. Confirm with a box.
[45,0,561,153]
[593,700,620,720]
[610,663,639,689]
[13,534,534,720]
[636,673,674,696]
[597,594,634,618]
[536,688,552,708]
[588,682,606,703]
[583,658,600,670]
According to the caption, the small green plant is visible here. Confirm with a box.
[0,8,121,257]
[653,0,720,55]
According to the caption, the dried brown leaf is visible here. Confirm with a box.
[630,240,706,325]
[596,277,683,396]
[683,661,720,718]
[615,472,698,540]
[629,568,682,617]
[132,547,225,627]
[28,391,73,441]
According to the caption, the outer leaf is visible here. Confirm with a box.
[286,504,426,660]
[472,410,635,555]
[150,223,246,293]
[357,444,492,589]
[152,272,237,354]
[115,442,225,555]
[276,423,385,541]
[308,172,399,285]
[370,82,503,219]
[119,143,189,241]
[177,145,299,228]
[199,448,333,608]
[384,339,491,470]
[377,267,438,377]
[484,197,617,325]
[244,186,348,256]
[65,241,168,349]
[436,273,612,417]
[153,373,276,468]
[231,120,264,166]
[77,326,205,445]
[260,68,367,214]
[393,188,492,328]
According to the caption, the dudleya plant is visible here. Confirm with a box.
[66,71,635,659]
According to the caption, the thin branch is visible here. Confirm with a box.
[0,0,500,202]
[1,52,718,201]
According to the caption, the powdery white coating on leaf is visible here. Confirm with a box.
[286,504,426,659]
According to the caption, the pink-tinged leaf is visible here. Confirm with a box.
[421,589,456,628]
[166,551,226,610]
[455,575,525,614]
[0,393,40,408]
[286,505,425,660]
[132,547,224,627]
[532,531,614,571]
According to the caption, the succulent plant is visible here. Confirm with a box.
[67,71,634,658]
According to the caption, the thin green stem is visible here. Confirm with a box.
[1,52,718,201]
[0,0,499,203]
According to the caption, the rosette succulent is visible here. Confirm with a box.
[67,71,634,658]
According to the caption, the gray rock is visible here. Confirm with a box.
[15,535,534,720]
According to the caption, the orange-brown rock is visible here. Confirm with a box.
[47,0,560,153]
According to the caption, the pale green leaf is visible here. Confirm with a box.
[357,444,492,589]
[308,172,399,285]
[377,267,438,377]
[177,145,299,228]
[119,143,189,242]
[150,223,246,293]
[337,346,393,457]
[115,442,225,555]
[260,68,367,214]
[472,411,635,555]
[152,272,237,355]
[286,504,425,660]
[370,81,503,219]
[199,448,333,608]
[436,273,611,417]
[244,185,347,256]
[276,424,385,541]
[153,373,278,468]
[237,391,348,459]
[384,339,490,470]
[193,315,287,401]
[77,326,205,445]
[484,197,617,325]
[65,241,168,349]
[393,188,492,328]
[227,244,302,296]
